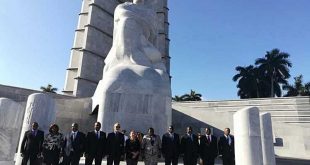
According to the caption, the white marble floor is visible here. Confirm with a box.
[78,158,222,165]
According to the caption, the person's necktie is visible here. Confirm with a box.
[97,131,100,139]
[226,136,230,145]
[207,136,210,144]
[151,136,154,146]
[170,133,173,140]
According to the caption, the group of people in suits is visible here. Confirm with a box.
[20,122,235,165]
[162,126,235,165]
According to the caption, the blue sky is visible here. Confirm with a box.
[0,0,309,100]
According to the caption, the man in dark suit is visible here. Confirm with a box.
[20,122,44,165]
[180,126,199,165]
[218,128,235,165]
[199,127,218,165]
[85,122,107,165]
[162,125,180,165]
[63,123,86,165]
[106,122,125,165]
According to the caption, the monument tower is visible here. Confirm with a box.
[63,0,170,97]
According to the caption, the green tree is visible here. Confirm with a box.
[255,48,292,97]
[172,95,185,102]
[283,75,310,96]
[40,84,58,93]
[233,65,260,98]
[181,90,202,101]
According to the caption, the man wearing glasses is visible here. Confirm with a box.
[106,123,125,165]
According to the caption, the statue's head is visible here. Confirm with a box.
[133,0,144,4]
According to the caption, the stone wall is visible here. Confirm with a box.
[2,84,309,159]
[172,96,310,159]
[55,97,96,133]
[0,84,73,102]
[0,98,24,164]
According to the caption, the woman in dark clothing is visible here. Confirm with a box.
[42,124,63,165]
[125,130,140,165]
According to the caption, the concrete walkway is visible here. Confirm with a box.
[78,159,222,165]
[77,157,310,165]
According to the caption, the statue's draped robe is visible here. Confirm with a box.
[104,2,166,73]
[92,2,171,136]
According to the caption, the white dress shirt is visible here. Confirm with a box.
[206,134,212,142]
[224,135,231,145]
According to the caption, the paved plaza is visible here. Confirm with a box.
[77,157,310,165]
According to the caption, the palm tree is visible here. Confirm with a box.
[233,65,261,98]
[181,90,202,101]
[255,48,292,97]
[172,95,185,102]
[40,84,58,93]
[283,75,310,96]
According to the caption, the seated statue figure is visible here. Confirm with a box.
[94,0,170,95]
[92,0,171,135]
[104,0,166,73]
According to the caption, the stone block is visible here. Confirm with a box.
[88,6,114,35]
[55,98,94,133]
[77,13,89,29]
[79,51,105,82]
[73,30,86,48]
[83,26,112,57]
[15,93,57,165]
[233,107,263,165]
[93,0,118,15]
[73,78,98,97]
[0,98,24,164]
[260,112,276,165]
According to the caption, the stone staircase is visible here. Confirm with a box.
[172,96,310,159]
[173,96,310,127]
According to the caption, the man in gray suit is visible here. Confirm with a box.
[62,123,86,165]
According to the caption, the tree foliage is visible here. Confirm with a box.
[255,48,292,97]
[233,48,293,98]
[172,90,202,101]
[233,65,260,98]
[40,84,58,93]
[283,75,310,96]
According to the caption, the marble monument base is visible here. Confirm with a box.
[93,64,171,136]
[97,92,171,135]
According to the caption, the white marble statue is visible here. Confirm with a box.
[92,0,171,136]
[104,0,166,73]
